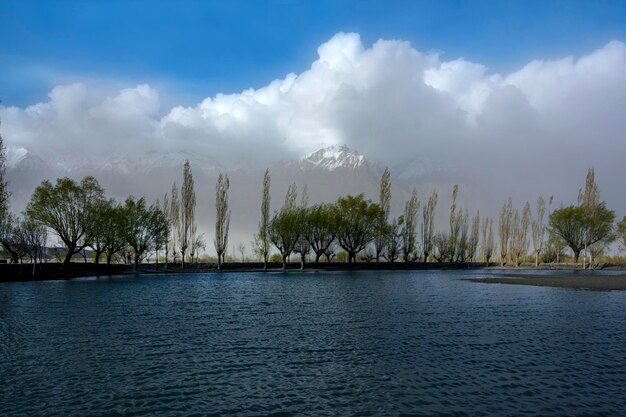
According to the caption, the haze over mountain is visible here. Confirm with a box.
[2,32,626,253]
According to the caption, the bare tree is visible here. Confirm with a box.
[531,195,547,267]
[254,169,271,270]
[214,173,231,269]
[162,193,170,266]
[401,188,420,262]
[421,190,437,262]
[20,218,48,275]
[383,216,403,263]
[433,232,451,262]
[448,185,460,262]
[169,183,181,264]
[498,198,513,266]
[238,242,246,263]
[179,161,196,268]
[374,167,391,263]
[293,189,311,270]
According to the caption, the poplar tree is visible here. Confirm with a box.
[481,216,495,265]
[374,167,391,263]
[531,195,547,267]
[401,188,420,262]
[0,119,8,236]
[179,161,196,268]
[421,190,437,262]
[498,198,513,266]
[254,169,271,270]
[214,173,231,269]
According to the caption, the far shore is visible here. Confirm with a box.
[2,261,626,283]
[469,272,626,291]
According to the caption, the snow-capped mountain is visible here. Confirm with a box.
[299,145,368,171]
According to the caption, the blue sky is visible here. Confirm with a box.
[1,0,626,107]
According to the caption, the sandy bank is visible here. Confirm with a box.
[469,273,626,291]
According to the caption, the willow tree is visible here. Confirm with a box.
[214,173,231,269]
[304,203,337,264]
[122,197,168,270]
[254,169,271,270]
[269,185,300,269]
[26,176,105,269]
[374,167,391,263]
[88,198,118,264]
[421,190,437,262]
[179,161,196,268]
[335,194,380,264]
[498,198,513,266]
[401,188,420,262]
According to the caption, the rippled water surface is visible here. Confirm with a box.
[2,270,626,416]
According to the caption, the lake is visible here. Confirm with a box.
[1,270,626,416]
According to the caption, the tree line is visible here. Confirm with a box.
[1,128,626,270]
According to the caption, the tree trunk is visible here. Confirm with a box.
[62,245,76,270]
[263,260,267,271]
[134,254,140,271]
[94,250,103,265]
[315,253,321,265]
[300,254,305,270]
[106,253,113,266]
[573,250,580,263]
[535,252,539,268]
[282,254,287,270]
[181,253,185,269]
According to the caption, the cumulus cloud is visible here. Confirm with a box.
[2,32,626,209]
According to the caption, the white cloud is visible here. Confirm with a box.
[2,32,626,210]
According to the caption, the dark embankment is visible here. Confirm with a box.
[3,262,626,283]
[1,261,493,282]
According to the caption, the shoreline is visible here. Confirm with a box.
[2,261,626,283]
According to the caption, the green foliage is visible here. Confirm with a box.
[269,206,301,268]
[269,253,282,263]
[303,203,337,263]
[121,197,168,268]
[335,194,381,263]
[618,216,626,248]
[25,176,105,267]
[548,203,614,263]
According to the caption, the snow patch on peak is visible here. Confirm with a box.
[6,147,48,170]
[300,145,366,171]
